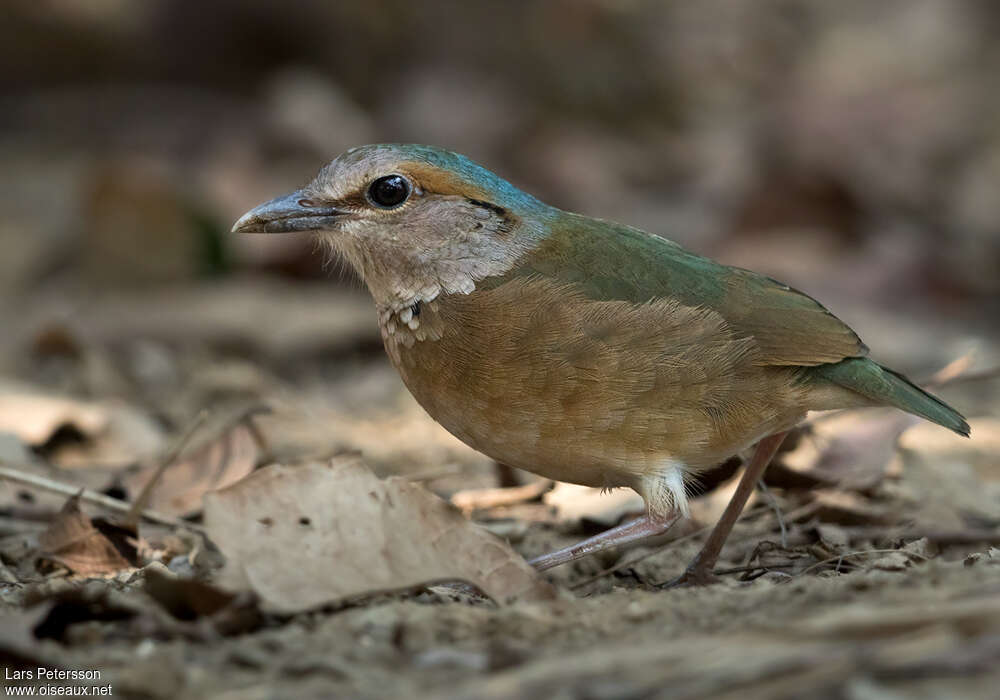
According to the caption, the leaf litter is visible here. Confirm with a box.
[203,456,556,612]
[0,281,998,698]
[36,493,135,576]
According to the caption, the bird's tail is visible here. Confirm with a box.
[813,358,970,437]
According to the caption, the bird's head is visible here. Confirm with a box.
[233,144,553,312]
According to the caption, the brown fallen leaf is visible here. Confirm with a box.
[37,494,134,576]
[867,537,934,572]
[204,457,556,612]
[121,410,262,518]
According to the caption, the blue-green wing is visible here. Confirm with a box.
[512,215,867,367]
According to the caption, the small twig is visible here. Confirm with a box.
[796,548,928,577]
[124,409,209,529]
[712,561,799,577]
[0,465,204,533]
[757,479,788,548]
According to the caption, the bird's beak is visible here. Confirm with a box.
[231,190,347,234]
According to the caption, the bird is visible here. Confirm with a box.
[233,144,969,585]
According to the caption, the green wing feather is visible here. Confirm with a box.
[517,214,867,367]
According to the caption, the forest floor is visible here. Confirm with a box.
[1,278,998,699]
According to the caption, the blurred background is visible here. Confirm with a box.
[0,0,997,490]
[3,0,999,305]
[1,4,1000,697]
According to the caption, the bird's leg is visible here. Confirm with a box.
[529,511,681,572]
[664,431,788,587]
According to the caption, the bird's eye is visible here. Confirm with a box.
[367,175,411,209]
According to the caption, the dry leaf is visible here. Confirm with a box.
[122,421,260,517]
[204,457,555,612]
[868,538,933,572]
[38,495,133,575]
